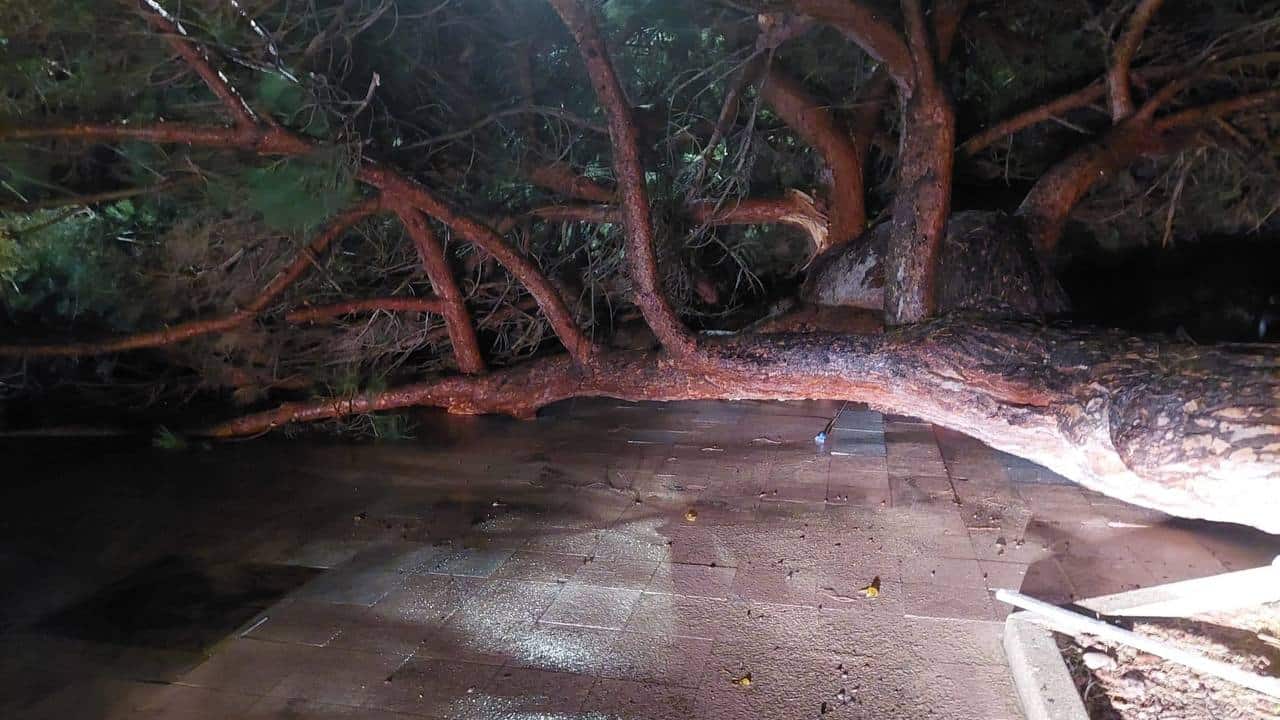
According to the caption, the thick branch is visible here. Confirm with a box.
[883,0,956,325]
[549,0,699,359]
[687,192,829,251]
[790,0,915,92]
[960,71,1144,155]
[394,204,486,374]
[1017,120,1157,255]
[360,164,598,364]
[1019,88,1280,254]
[0,200,380,357]
[284,297,444,324]
[1108,0,1166,121]
[526,162,616,203]
[760,67,866,251]
[199,318,1280,534]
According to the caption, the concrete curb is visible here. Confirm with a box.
[1002,556,1280,718]
[1004,613,1089,720]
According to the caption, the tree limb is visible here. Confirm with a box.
[549,0,700,360]
[394,203,486,374]
[197,317,1280,534]
[139,0,262,129]
[759,66,866,251]
[1108,0,1166,121]
[284,297,444,324]
[960,69,1150,155]
[0,199,382,357]
[790,0,915,92]
[526,162,616,203]
[882,0,955,325]
[1020,88,1280,254]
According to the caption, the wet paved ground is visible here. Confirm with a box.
[2,399,1277,719]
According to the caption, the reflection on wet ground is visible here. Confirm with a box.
[2,399,1276,719]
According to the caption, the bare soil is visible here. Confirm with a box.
[1061,603,1280,719]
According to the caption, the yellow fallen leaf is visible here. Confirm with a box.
[684,508,698,522]
[731,673,752,687]
[860,575,881,598]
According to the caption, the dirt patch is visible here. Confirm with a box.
[1059,603,1280,719]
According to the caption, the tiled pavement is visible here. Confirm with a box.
[2,399,1277,719]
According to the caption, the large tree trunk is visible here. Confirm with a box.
[205,318,1280,533]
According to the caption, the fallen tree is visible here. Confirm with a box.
[205,318,1280,532]
[1,1,1277,530]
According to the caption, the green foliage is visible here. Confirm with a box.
[254,74,330,137]
[0,204,138,326]
[210,149,356,233]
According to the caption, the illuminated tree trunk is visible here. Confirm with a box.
[204,317,1280,533]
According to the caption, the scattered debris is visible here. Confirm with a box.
[820,576,881,602]
[1082,650,1117,671]
[1062,602,1280,718]
[860,576,881,598]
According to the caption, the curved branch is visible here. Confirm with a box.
[0,121,598,365]
[530,193,829,251]
[1017,120,1157,255]
[394,203,486,374]
[760,66,866,251]
[360,164,598,365]
[284,297,444,324]
[790,0,915,92]
[1020,88,1280,254]
[1108,0,1166,121]
[549,0,700,359]
[0,200,381,357]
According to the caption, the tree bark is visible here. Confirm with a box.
[202,317,1280,533]
[550,0,701,359]
[759,66,866,250]
[395,203,486,374]
[883,0,956,325]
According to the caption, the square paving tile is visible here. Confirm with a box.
[540,585,641,629]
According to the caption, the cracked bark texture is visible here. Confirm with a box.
[204,317,1280,532]
[804,211,1068,318]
